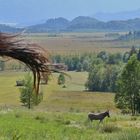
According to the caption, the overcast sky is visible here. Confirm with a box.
[0,0,140,25]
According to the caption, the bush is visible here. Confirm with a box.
[62,85,66,88]
[121,109,131,115]
[58,73,65,85]
[99,123,120,133]
[34,115,47,123]
[131,116,137,121]
[64,120,71,125]
[15,114,21,118]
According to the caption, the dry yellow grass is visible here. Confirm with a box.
[24,32,135,55]
[0,71,117,113]
[42,91,116,112]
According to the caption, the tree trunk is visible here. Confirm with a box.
[131,97,134,116]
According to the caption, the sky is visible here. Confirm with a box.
[0,0,140,25]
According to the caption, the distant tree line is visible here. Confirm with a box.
[86,47,140,92]
[85,62,122,92]
[0,49,132,72]
[51,51,124,92]
[0,61,28,72]
[118,31,140,40]
[52,46,140,94]
[51,52,123,72]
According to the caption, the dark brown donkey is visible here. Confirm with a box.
[88,110,110,123]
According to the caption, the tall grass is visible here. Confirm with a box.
[105,130,140,140]
[0,109,139,140]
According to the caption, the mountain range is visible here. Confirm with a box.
[2,16,140,33]
[26,16,140,32]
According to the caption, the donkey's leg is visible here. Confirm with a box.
[99,119,103,123]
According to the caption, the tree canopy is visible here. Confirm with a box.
[115,55,140,115]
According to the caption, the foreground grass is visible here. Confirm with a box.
[0,109,139,140]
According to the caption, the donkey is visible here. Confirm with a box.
[88,110,110,123]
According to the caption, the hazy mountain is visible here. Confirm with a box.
[0,24,23,33]
[68,16,104,29]
[94,9,140,21]
[27,16,105,32]
[2,16,140,33]
[70,16,99,25]
[104,18,140,30]
[27,17,70,32]
[27,16,140,32]
[46,17,69,29]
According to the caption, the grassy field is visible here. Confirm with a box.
[0,71,139,140]
[0,110,139,140]
[0,71,115,112]
[24,32,140,55]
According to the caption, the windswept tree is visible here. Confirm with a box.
[0,33,64,97]
[0,33,51,95]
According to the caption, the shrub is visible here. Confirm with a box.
[121,109,131,115]
[34,115,47,123]
[58,73,65,85]
[64,120,71,125]
[131,116,137,121]
[62,85,66,88]
[15,114,21,118]
[99,123,120,133]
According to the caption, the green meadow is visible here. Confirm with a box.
[0,71,139,140]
